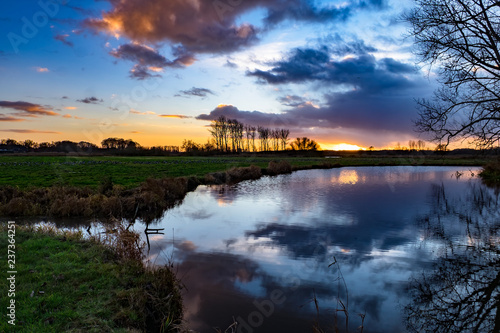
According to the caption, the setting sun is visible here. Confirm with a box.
[323,143,366,151]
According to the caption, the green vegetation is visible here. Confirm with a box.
[479,161,500,186]
[0,224,183,333]
[0,155,327,189]
[0,154,495,219]
[0,154,491,189]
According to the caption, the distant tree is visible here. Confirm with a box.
[369,146,374,151]
[408,140,417,151]
[38,142,54,150]
[22,139,37,149]
[417,140,426,151]
[203,139,216,152]
[181,139,202,152]
[77,141,98,150]
[1,139,19,146]
[258,126,270,151]
[290,137,320,151]
[435,143,447,152]
[279,129,290,151]
[249,126,257,152]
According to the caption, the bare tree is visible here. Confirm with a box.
[258,126,270,151]
[404,0,500,148]
[250,126,257,152]
[279,129,290,151]
[417,140,426,150]
[290,137,320,151]
[405,183,500,333]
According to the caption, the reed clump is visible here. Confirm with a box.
[225,165,262,183]
[266,160,293,176]
[479,161,500,185]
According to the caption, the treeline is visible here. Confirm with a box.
[0,125,321,155]
[207,116,296,152]
[0,138,179,155]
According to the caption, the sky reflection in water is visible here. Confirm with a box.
[142,166,484,333]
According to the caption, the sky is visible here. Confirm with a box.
[0,0,438,150]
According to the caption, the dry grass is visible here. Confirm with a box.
[266,160,293,176]
[225,165,262,183]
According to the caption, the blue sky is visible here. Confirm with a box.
[0,0,436,149]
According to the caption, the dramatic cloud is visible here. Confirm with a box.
[196,104,288,127]
[54,34,74,47]
[177,87,215,98]
[85,0,388,56]
[77,97,103,104]
[110,43,195,79]
[64,106,77,110]
[243,42,431,134]
[0,129,61,134]
[0,101,59,117]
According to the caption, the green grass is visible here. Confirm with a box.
[0,225,182,332]
[0,154,490,189]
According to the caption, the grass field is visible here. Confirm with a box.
[0,154,491,189]
[0,224,182,332]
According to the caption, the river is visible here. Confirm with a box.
[131,166,498,333]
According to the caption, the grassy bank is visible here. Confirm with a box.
[0,154,494,219]
[0,154,490,189]
[0,224,183,332]
[0,156,327,189]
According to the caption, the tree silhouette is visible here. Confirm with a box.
[404,0,500,148]
[405,182,500,332]
[290,137,320,151]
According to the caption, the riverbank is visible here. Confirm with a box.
[0,154,496,219]
[0,224,183,333]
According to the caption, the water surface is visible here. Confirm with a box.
[138,166,496,332]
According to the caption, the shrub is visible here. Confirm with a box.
[267,160,292,176]
[225,165,262,183]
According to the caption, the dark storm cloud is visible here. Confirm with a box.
[247,45,416,90]
[77,97,103,104]
[85,0,388,57]
[244,43,429,132]
[177,87,215,98]
[110,43,195,79]
[196,104,290,127]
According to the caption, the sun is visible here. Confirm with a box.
[324,143,366,151]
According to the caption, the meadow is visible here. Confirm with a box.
[0,153,490,189]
